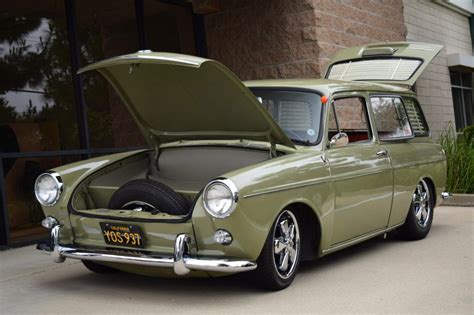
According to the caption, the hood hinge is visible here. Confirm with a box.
[268,136,277,158]
[147,135,161,178]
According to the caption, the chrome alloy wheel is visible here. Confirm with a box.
[413,179,431,228]
[272,210,300,279]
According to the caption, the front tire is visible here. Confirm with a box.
[256,209,301,290]
[398,179,434,240]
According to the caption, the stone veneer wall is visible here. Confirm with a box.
[204,0,406,80]
[404,0,472,137]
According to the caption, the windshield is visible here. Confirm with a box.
[250,89,323,145]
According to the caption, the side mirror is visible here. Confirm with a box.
[329,132,349,148]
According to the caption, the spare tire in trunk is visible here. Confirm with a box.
[108,179,189,215]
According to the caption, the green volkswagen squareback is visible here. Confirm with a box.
[36,42,449,290]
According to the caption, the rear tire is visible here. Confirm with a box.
[255,209,302,290]
[82,260,118,274]
[397,179,434,240]
[108,179,189,215]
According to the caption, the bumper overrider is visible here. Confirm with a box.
[37,220,257,275]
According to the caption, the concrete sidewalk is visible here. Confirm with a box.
[1,206,472,314]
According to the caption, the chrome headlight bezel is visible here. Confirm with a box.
[34,172,63,207]
[202,178,239,219]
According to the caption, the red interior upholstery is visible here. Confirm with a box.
[347,132,369,143]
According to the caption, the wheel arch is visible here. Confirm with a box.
[283,201,322,261]
[420,176,437,207]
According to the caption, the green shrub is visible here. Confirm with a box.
[439,124,474,193]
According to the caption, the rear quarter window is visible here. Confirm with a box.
[403,97,430,137]
[370,96,413,140]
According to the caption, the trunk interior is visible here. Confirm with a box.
[72,146,272,215]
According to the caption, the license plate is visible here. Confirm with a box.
[100,222,145,248]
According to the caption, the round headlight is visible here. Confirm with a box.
[35,173,63,206]
[203,179,238,218]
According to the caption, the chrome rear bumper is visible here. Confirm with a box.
[37,225,256,275]
[441,191,452,199]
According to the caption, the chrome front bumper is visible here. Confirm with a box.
[37,225,257,275]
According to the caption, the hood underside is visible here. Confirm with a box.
[79,52,295,149]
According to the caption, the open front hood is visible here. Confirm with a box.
[79,52,295,149]
[324,42,442,87]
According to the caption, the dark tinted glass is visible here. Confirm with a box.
[76,1,146,149]
[4,155,80,244]
[461,72,472,87]
[452,88,465,129]
[463,89,472,126]
[450,70,461,86]
[144,2,196,54]
[0,7,79,152]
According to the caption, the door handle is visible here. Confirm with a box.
[376,150,388,157]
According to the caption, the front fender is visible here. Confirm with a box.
[38,150,148,243]
[192,150,334,261]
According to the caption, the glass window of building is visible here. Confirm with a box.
[0,5,79,152]
[3,155,81,244]
[0,0,202,246]
[76,0,146,149]
[0,3,80,245]
[144,1,197,54]
[450,70,473,129]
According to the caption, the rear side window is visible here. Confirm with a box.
[403,98,430,136]
[370,97,413,140]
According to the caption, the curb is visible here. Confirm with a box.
[441,194,474,207]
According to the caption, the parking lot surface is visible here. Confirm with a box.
[0,206,472,314]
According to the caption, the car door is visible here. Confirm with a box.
[326,95,393,245]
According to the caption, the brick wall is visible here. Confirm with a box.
[205,0,406,80]
[404,0,472,137]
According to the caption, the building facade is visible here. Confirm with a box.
[404,0,473,137]
[0,0,473,247]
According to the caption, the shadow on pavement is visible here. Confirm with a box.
[37,223,449,298]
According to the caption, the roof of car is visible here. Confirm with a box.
[244,78,415,96]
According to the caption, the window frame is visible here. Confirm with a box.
[369,94,415,142]
[327,95,374,148]
[450,70,473,129]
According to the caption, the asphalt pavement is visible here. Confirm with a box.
[0,206,472,314]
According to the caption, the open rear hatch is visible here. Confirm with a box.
[324,42,442,87]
